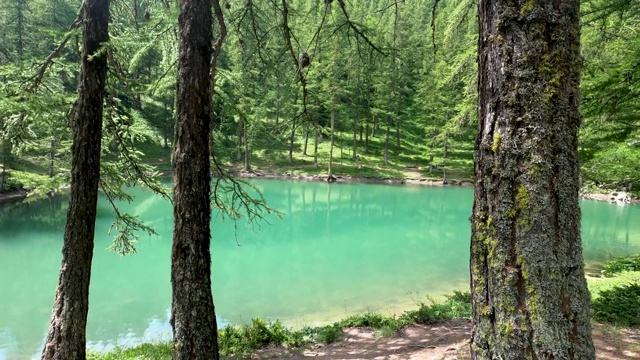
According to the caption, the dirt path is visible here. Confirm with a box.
[254,321,640,360]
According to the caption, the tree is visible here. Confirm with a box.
[40,0,110,358]
[170,0,223,358]
[470,0,595,358]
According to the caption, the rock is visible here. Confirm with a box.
[610,191,630,204]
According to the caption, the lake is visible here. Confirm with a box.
[1,179,639,359]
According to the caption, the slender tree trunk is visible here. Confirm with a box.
[288,117,296,163]
[40,0,109,358]
[371,114,377,138]
[16,0,26,62]
[313,115,319,169]
[275,82,280,128]
[48,137,58,177]
[352,109,358,160]
[471,0,595,358]
[328,95,336,180]
[236,118,243,162]
[171,0,219,357]
[303,121,309,156]
[244,120,250,171]
[383,117,390,165]
[395,118,401,151]
[364,121,369,154]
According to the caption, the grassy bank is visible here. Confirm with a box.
[89,260,640,360]
[88,291,472,360]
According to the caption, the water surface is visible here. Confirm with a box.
[0,180,639,359]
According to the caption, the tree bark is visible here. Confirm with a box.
[471,0,595,359]
[288,116,296,163]
[171,0,219,358]
[244,119,251,171]
[313,115,319,169]
[328,94,336,180]
[40,0,109,358]
[16,0,26,62]
[352,108,358,160]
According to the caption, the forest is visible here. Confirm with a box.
[0,0,638,196]
[1,0,640,359]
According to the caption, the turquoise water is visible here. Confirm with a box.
[0,180,639,359]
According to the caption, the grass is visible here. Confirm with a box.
[87,291,473,360]
[87,343,172,360]
[588,271,640,298]
[88,264,640,360]
[222,129,475,182]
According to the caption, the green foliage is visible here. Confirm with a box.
[588,271,640,298]
[218,318,308,356]
[592,283,640,326]
[90,291,474,358]
[307,323,342,344]
[87,342,172,360]
[602,255,640,277]
[403,291,472,324]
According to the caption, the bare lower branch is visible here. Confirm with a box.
[29,14,84,93]
[336,0,386,55]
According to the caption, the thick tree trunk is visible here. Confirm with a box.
[471,1,595,359]
[40,0,109,358]
[171,0,219,358]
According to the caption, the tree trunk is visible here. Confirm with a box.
[471,0,595,359]
[328,96,336,180]
[16,0,26,62]
[40,0,109,358]
[313,115,319,169]
[48,137,58,178]
[364,116,370,154]
[303,121,309,156]
[288,116,296,163]
[383,117,390,165]
[352,109,358,160]
[236,117,243,162]
[171,0,219,357]
[243,119,250,171]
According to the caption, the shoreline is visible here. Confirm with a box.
[1,168,638,205]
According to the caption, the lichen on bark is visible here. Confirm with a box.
[471,0,595,358]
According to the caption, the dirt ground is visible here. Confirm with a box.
[254,320,640,360]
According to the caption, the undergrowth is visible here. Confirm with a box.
[602,255,640,276]
[89,264,640,360]
[89,291,473,359]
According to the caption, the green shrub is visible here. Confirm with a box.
[403,291,472,324]
[602,255,640,276]
[311,323,342,344]
[592,283,640,326]
[87,343,172,360]
[218,318,309,356]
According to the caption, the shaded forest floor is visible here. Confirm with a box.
[253,321,639,360]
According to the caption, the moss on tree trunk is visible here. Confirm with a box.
[471,0,595,358]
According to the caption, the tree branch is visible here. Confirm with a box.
[28,12,84,93]
[336,0,386,55]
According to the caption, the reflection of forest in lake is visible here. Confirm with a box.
[1,180,639,359]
